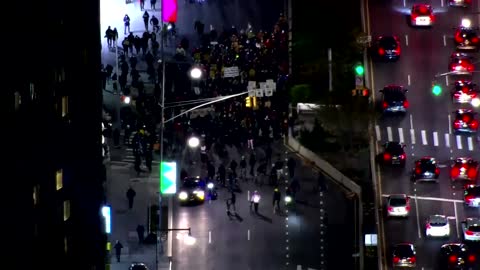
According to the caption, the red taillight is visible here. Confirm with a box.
[435,168,440,175]
[405,205,411,211]
[449,255,457,263]
[472,37,479,43]
[429,15,434,22]
[468,168,478,179]
[454,120,462,129]
[468,64,474,71]
[393,256,400,263]
[465,195,473,202]
[468,254,476,262]
[409,256,416,263]
[465,230,474,235]
[470,120,478,129]
[455,33,464,43]
[426,223,431,229]
[462,114,472,122]
[411,14,418,20]
[384,153,391,161]
[388,206,393,212]
[394,46,401,55]
[379,48,385,56]
[382,101,388,109]
[403,100,409,108]
[462,87,469,94]
[451,167,460,178]
[400,154,406,160]
[415,167,422,174]
[471,92,477,98]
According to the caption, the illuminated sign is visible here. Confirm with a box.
[162,0,177,23]
[101,206,111,234]
[160,162,177,194]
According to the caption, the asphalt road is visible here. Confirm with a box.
[368,0,480,269]
[170,142,353,270]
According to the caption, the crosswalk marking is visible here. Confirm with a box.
[375,125,476,151]
[468,137,474,151]
[421,130,428,145]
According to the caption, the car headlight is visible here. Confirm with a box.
[207,183,214,189]
[193,190,205,199]
[178,192,188,200]
[284,196,292,203]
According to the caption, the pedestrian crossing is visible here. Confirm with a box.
[124,148,160,164]
[375,125,477,151]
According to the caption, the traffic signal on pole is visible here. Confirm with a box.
[355,64,364,76]
[432,84,442,96]
[245,97,251,107]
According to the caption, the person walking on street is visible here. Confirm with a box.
[249,153,256,177]
[273,187,281,213]
[123,14,131,34]
[289,177,300,198]
[127,186,136,209]
[287,156,296,178]
[226,190,236,215]
[229,159,237,178]
[317,172,327,192]
[151,15,160,32]
[114,240,123,262]
[140,0,145,10]
[143,11,150,31]
[239,156,247,181]
[265,144,272,167]
[150,0,157,10]
[136,225,145,244]
[250,190,261,214]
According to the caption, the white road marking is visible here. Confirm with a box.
[209,230,212,244]
[445,134,450,148]
[414,195,422,239]
[443,34,446,46]
[403,0,406,7]
[297,266,302,270]
[375,125,381,141]
[456,135,463,149]
[468,137,474,151]
[446,75,449,86]
[407,75,411,86]
[382,194,463,203]
[421,130,428,145]
[410,129,416,144]
[433,132,439,146]
[448,114,452,134]
[247,229,250,240]
[387,126,393,141]
[405,34,409,46]
[454,202,460,239]
[247,190,250,201]
[410,114,414,129]
[398,128,404,143]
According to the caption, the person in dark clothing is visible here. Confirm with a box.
[239,156,247,181]
[226,190,236,214]
[249,153,256,177]
[287,157,296,178]
[143,11,149,31]
[180,168,188,180]
[229,159,237,177]
[218,164,226,186]
[123,14,130,34]
[265,144,272,167]
[273,187,281,213]
[114,240,123,262]
[127,187,136,209]
[150,0,157,10]
[140,0,145,10]
[207,162,215,180]
[136,225,145,244]
[289,178,300,198]
[317,172,327,192]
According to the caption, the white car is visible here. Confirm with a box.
[462,217,480,241]
[425,215,450,237]
[387,194,411,217]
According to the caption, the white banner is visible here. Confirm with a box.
[223,66,239,78]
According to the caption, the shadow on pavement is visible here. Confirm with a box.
[253,212,273,223]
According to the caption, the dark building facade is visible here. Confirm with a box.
[6,0,106,269]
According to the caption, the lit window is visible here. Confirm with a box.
[33,185,40,205]
[56,169,63,190]
[14,91,21,111]
[64,237,68,253]
[63,200,71,221]
[61,96,68,117]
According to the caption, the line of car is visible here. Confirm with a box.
[372,2,480,269]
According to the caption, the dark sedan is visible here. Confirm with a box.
[412,157,440,182]
[371,36,401,62]
[381,141,406,166]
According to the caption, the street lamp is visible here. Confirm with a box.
[187,136,200,148]
[189,67,202,80]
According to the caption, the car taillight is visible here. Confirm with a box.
[462,114,472,122]
[378,48,385,56]
[382,101,388,109]
[426,223,431,229]
[468,64,474,71]
[435,168,440,175]
[472,37,479,43]
[400,154,406,160]
[430,15,434,22]
[470,120,478,129]
[403,100,409,108]
[471,92,477,98]
[455,33,464,43]
[467,168,477,179]
[451,167,460,178]
[462,87,469,93]
[465,230,474,235]
[465,195,473,202]
[449,255,457,263]
[409,256,416,263]
[394,47,401,55]
[393,256,400,263]
[383,153,391,160]
[454,120,462,129]
[415,167,421,174]
[405,205,411,211]
[388,206,393,212]
[411,14,418,20]
[468,255,476,262]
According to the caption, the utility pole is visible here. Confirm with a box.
[328,48,333,92]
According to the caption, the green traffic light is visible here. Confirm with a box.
[355,65,364,76]
[432,85,442,96]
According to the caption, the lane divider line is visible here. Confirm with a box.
[387,126,393,141]
[209,230,212,244]
[414,195,422,239]
[410,114,414,130]
[433,132,439,146]
[443,34,446,46]
[382,194,463,203]
[405,34,409,46]
[247,229,250,240]
[446,75,449,86]
[453,202,460,239]
[398,128,404,143]
[376,125,381,141]
[448,114,452,134]
[456,135,462,150]
[410,129,416,144]
[407,74,411,86]
[468,137,474,151]
[445,134,450,148]
[421,130,428,145]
